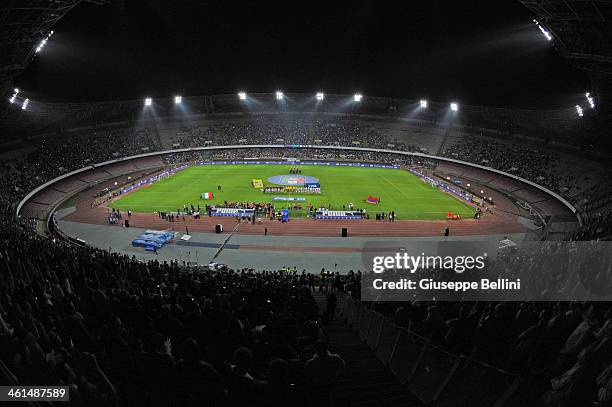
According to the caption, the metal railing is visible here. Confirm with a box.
[337,293,522,407]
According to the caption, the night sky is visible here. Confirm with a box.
[15,0,590,109]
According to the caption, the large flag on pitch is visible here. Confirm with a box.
[366,195,380,204]
[201,192,214,200]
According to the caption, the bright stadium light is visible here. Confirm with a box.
[353,93,363,102]
[576,105,584,117]
[144,97,152,106]
[8,88,19,104]
[450,102,458,111]
[35,30,54,54]
[316,92,324,101]
[533,19,552,41]
[276,91,284,100]
[586,92,595,108]
[174,95,182,104]
[238,92,247,100]
[420,99,428,108]
[21,98,29,110]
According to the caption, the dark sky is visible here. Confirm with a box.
[15,0,590,108]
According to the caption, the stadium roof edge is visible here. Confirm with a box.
[6,92,580,114]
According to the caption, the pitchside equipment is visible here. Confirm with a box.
[132,230,176,249]
[210,208,255,217]
[316,210,363,220]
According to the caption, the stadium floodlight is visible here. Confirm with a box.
[276,91,284,100]
[174,95,182,104]
[21,98,29,110]
[144,97,152,106]
[450,102,458,111]
[316,92,324,101]
[419,99,428,108]
[9,88,19,104]
[576,105,584,117]
[35,31,54,54]
[238,92,247,100]
[533,19,552,41]
[353,93,363,102]
[586,92,595,109]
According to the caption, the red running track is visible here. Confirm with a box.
[63,189,527,237]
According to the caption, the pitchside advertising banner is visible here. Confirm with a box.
[196,160,399,169]
[360,241,612,301]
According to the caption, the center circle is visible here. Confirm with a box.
[267,174,319,186]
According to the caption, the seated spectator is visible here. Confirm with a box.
[175,338,227,406]
[303,340,345,405]
[225,347,257,406]
[543,349,598,407]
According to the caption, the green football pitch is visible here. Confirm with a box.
[110,164,475,220]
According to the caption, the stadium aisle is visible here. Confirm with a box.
[314,293,424,407]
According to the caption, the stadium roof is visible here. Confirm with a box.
[519,0,612,106]
[0,0,107,98]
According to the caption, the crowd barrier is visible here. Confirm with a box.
[337,293,521,407]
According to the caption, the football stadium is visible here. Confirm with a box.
[2,1,612,406]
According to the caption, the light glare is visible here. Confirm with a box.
[585,92,595,108]
[353,93,362,102]
[34,31,54,54]
[145,97,152,106]
[316,92,324,101]
[533,19,552,41]
[9,88,19,104]
[276,91,284,100]
[174,95,182,104]
[420,100,428,108]
[450,102,458,111]
[238,92,246,100]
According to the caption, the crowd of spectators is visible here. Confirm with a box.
[441,137,612,234]
[172,116,403,150]
[442,138,565,193]
[0,128,156,208]
[0,211,356,406]
[367,291,612,405]
[161,147,434,169]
